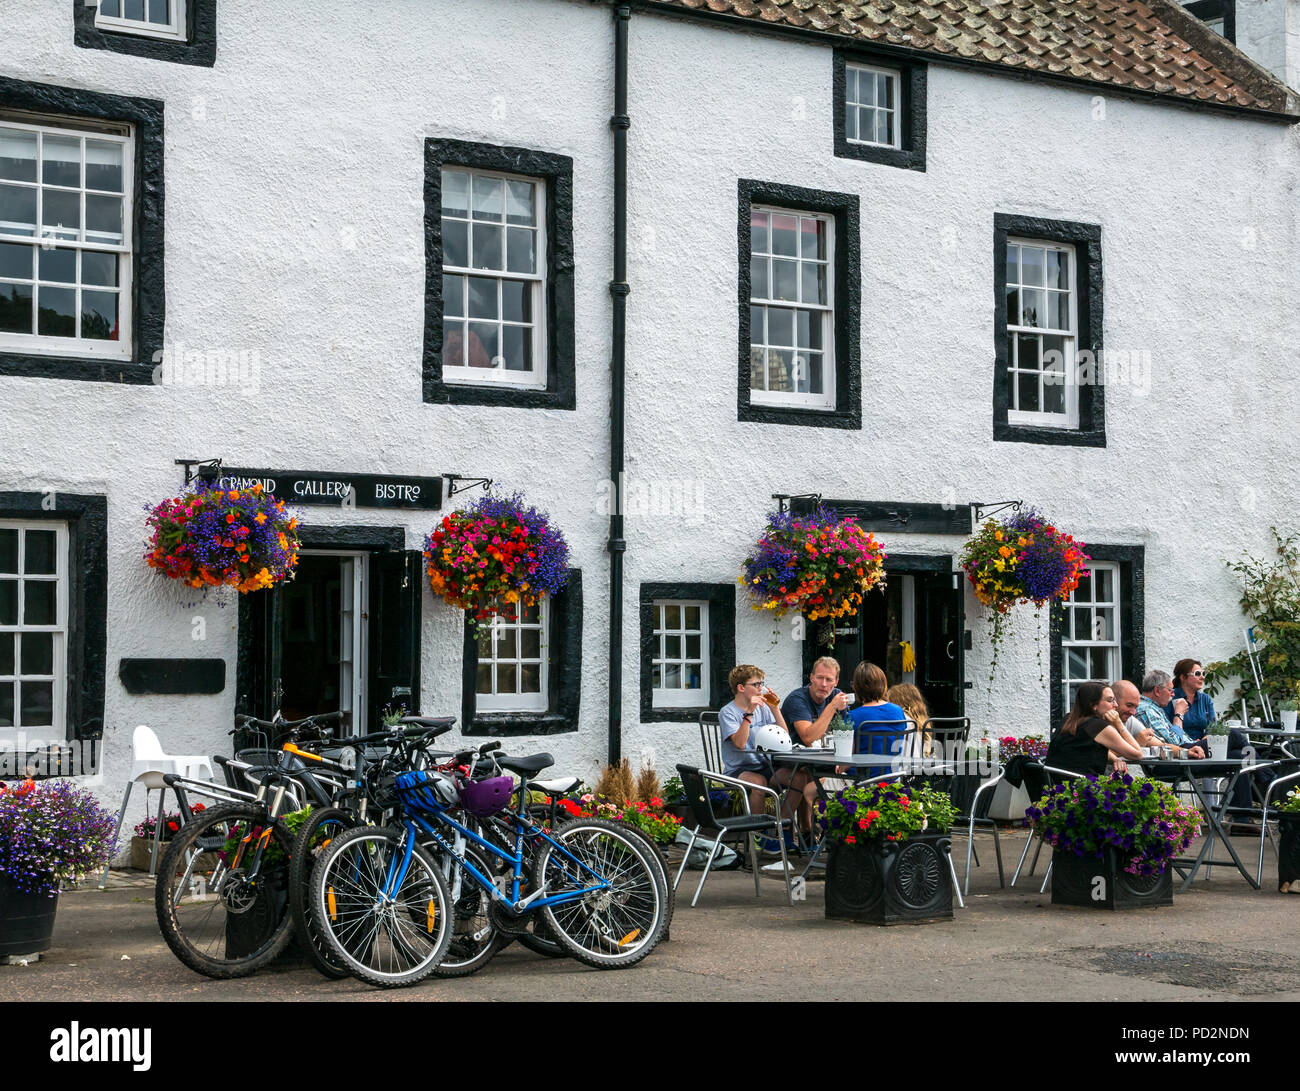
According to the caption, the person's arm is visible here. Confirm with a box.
[1097,725,1143,762]
[796,693,849,744]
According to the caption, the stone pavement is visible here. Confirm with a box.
[5,828,1300,1002]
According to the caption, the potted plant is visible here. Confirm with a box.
[1280,697,1299,734]
[740,505,886,645]
[0,778,117,958]
[986,735,1048,821]
[1205,719,1231,760]
[424,492,570,633]
[959,508,1088,685]
[1026,773,1200,910]
[1273,787,1300,893]
[145,482,300,593]
[131,805,207,870]
[816,782,958,925]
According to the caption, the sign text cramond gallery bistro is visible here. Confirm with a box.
[213,468,444,510]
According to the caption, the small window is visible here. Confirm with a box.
[1185,0,1235,42]
[95,0,186,41]
[474,599,549,713]
[651,601,709,709]
[0,521,68,737]
[846,64,900,149]
[0,117,133,360]
[440,167,547,389]
[1059,562,1121,712]
[748,207,835,410]
[1005,239,1077,430]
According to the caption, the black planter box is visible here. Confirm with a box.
[825,832,954,925]
[1050,847,1173,910]
[0,874,59,956]
[1277,813,1300,892]
[224,870,289,960]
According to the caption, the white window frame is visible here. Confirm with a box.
[476,597,549,713]
[0,521,68,740]
[441,166,547,390]
[748,205,836,411]
[0,115,134,360]
[1005,237,1079,430]
[845,63,902,150]
[93,0,188,42]
[1060,561,1120,713]
[651,600,709,709]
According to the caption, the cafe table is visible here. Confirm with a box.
[1139,756,1289,891]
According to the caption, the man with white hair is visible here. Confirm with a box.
[1133,670,1205,759]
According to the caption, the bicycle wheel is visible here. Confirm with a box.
[288,806,355,979]
[536,818,667,969]
[430,843,509,978]
[154,802,296,979]
[310,825,452,989]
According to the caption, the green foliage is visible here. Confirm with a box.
[817,782,957,846]
[1205,529,1300,718]
[659,775,685,804]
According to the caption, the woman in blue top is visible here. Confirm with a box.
[1165,658,1215,750]
[846,661,910,778]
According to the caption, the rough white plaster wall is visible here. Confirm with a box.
[1,2,1298,827]
[1235,0,1292,85]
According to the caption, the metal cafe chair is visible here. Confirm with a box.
[698,710,724,772]
[1256,768,1300,887]
[673,763,793,907]
[1009,761,1084,892]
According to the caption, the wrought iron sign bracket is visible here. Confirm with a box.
[970,500,1023,527]
[771,492,823,514]
[176,457,223,486]
[444,475,493,499]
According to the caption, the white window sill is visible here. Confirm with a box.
[443,366,546,390]
[94,16,186,42]
[1006,410,1078,430]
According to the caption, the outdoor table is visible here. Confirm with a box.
[1140,757,1289,891]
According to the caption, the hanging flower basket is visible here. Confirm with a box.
[959,508,1088,682]
[145,484,300,593]
[740,507,885,637]
[424,492,570,629]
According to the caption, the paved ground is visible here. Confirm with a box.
[5,827,1299,1004]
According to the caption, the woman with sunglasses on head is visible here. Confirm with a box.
[1165,659,1215,754]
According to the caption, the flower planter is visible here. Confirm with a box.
[825,832,954,925]
[0,874,59,957]
[1281,710,1299,733]
[1207,735,1229,760]
[1049,847,1173,910]
[130,835,218,873]
[223,869,290,961]
[986,779,1031,822]
[1276,813,1300,893]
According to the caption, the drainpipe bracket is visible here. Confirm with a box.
[610,114,631,130]
[606,538,628,554]
[608,281,631,297]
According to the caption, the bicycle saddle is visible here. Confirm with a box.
[497,753,554,778]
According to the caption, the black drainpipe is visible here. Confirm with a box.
[606,3,631,765]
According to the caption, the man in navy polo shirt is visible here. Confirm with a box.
[781,656,852,746]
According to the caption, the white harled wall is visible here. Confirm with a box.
[1,1,1298,828]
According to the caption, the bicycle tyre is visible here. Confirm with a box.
[430,842,509,978]
[288,806,355,979]
[310,825,452,989]
[536,818,667,969]
[154,802,296,980]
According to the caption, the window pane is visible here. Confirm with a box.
[684,605,701,629]
[1016,333,1040,374]
[0,241,32,278]
[520,664,540,693]
[768,307,793,347]
[1072,607,1090,641]
[42,189,80,237]
[25,530,56,574]
[664,663,681,689]
[471,176,503,222]
[1019,288,1043,328]
[469,323,498,366]
[124,0,146,20]
[0,683,11,726]
[497,662,517,694]
[1050,291,1070,332]
[800,218,823,260]
[467,276,497,319]
[846,67,858,103]
[771,259,797,302]
[1094,568,1113,601]
[148,0,171,25]
[1093,609,1115,642]
[766,348,793,393]
[81,250,119,287]
[441,171,469,218]
[665,634,681,659]
[442,219,468,267]
[0,632,11,674]
[476,663,493,693]
[0,530,15,572]
[686,664,702,690]
[41,136,81,188]
[505,226,535,274]
[1020,246,1045,288]
[1006,243,1019,280]
[520,627,540,659]
[101,0,121,15]
[24,580,56,625]
[749,346,765,391]
[0,284,32,334]
[880,74,896,109]
[1046,249,1068,290]
[685,634,701,658]
[0,183,38,236]
[442,321,466,367]
[1075,571,1092,602]
[1066,648,1088,679]
[651,663,661,689]
[750,257,768,300]
[845,103,858,141]
[37,286,76,336]
[770,214,797,257]
[801,262,826,305]
[0,129,37,183]
[81,290,119,341]
[38,247,76,284]
[471,223,502,270]
[20,632,53,675]
[1017,370,1039,413]
[1090,648,1111,679]
[802,351,824,394]
[85,140,123,193]
[501,324,530,372]
[86,194,124,245]
[443,274,464,317]
[504,180,534,226]
[663,604,680,629]
[20,680,53,726]
[876,111,893,146]
[749,306,764,342]
[750,211,768,254]
[0,580,15,624]
[501,280,529,324]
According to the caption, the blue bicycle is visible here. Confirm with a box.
[309,750,667,987]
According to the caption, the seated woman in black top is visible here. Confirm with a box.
[1046,682,1144,778]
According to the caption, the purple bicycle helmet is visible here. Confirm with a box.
[459,775,514,817]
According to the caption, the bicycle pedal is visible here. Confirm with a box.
[486,901,533,937]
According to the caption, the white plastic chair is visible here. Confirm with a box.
[99,725,216,886]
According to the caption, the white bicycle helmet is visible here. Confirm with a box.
[753,724,793,752]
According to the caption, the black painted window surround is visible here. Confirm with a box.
[423,139,576,410]
[638,583,736,724]
[1185,0,1236,42]
[993,213,1105,448]
[737,179,861,430]
[1048,544,1144,731]
[0,77,165,385]
[832,49,927,172]
[74,1,217,67]
[0,492,108,759]
[461,572,582,736]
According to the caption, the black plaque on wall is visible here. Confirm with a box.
[119,658,227,696]
[211,468,443,510]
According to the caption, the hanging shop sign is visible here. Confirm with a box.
[212,468,444,510]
